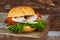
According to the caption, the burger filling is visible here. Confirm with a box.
[12,14,38,23]
[12,17,26,23]
[5,12,45,32]
[5,12,41,24]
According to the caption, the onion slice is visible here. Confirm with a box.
[26,14,37,22]
[12,17,26,23]
[12,14,38,24]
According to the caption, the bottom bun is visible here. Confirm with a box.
[22,26,36,32]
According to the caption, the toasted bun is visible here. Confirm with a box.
[8,6,35,17]
[22,26,36,32]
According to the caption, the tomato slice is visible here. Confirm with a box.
[5,17,17,24]
[36,12,41,18]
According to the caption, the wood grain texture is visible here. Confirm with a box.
[50,14,60,31]
[47,36,60,40]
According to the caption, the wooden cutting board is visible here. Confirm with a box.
[0,14,50,40]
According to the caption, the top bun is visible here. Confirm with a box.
[8,6,35,17]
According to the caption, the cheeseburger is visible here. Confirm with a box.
[5,6,44,32]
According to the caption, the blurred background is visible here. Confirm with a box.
[0,0,60,40]
[0,0,60,31]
